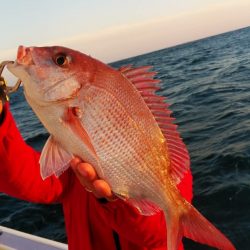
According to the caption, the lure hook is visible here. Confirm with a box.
[0,61,22,103]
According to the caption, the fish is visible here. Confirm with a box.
[8,45,235,250]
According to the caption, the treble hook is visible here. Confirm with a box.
[0,60,13,75]
[0,61,22,103]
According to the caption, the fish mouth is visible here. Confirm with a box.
[7,45,35,80]
[16,45,35,66]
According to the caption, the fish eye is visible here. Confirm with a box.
[54,54,69,67]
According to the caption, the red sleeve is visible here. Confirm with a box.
[0,103,68,203]
[97,171,193,249]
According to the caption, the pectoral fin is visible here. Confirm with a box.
[63,107,97,157]
[40,135,73,179]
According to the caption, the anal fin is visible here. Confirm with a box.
[128,198,162,216]
[114,192,162,216]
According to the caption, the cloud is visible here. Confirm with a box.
[1,0,249,63]
[50,0,249,62]
[0,48,17,61]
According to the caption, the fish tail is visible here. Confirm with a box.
[164,200,235,250]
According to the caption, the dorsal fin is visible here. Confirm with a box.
[119,65,190,184]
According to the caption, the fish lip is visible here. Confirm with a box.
[16,45,35,66]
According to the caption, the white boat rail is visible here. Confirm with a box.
[0,226,68,250]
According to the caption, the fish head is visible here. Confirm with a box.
[8,45,96,103]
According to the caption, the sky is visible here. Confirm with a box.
[0,0,249,66]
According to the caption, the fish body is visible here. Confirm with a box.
[8,46,235,250]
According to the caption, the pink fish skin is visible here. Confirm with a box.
[8,45,235,250]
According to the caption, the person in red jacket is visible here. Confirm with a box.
[0,100,193,250]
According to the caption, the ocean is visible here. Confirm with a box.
[1,26,250,249]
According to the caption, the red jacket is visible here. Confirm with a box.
[0,104,193,250]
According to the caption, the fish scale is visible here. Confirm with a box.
[80,85,166,198]
[94,73,165,147]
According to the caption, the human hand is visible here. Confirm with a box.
[70,157,116,201]
[0,100,2,114]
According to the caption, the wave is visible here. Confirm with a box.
[25,133,49,151]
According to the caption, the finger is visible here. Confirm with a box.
[70,160,114,199]
[70,157,82,169]
[76,162,97,181]
[74,170,115,200]
[71,163,98,194]
[0,100,3,114]
[73,168,95,193]
[93,179,113,198]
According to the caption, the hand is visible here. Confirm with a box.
[0,100,3,114]
[70,157,115,201]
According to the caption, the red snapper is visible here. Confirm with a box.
[8,46,235,250]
